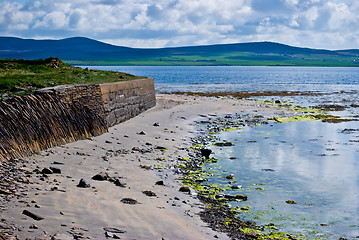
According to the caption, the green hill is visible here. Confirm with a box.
[1,37,359,66]
[0,57,141,95]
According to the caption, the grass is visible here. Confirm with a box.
[0,57,143,95]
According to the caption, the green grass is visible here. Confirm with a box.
[0,57,143,95]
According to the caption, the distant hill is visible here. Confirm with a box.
[1,36,358,66]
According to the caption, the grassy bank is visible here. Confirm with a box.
[0,57,142,95]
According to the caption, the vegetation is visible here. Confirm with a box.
[0,57,142,95]
[1,37,359,66]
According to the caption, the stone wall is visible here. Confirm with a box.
[0,78,156,161]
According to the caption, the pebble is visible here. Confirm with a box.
[77,178,90,188]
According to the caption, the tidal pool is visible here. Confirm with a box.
[206,120,359,239]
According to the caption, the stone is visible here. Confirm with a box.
[142,190,157,197]
[22,210,44,221]
[0,189,11,195]
[49,167,61,174]
[91,172,109,181]
[114,179,126,188]
[200,148,212,158]
[235,195,248,201]
[214,142,233,147]
[179,186,191,193]
[231,185,242,189]
[286,200,297,204]
[155,146,167,150]
[137,131,146,135]
[153,122,160,127]
[155,180,165,186]
[121,198,140,205]
[29,224,38,229]
[41,168,53,174]
[225,174,234,180]
[77,178,90,188]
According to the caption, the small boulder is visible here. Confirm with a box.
[41,168,53,174]
[91,172,109,181]
[155,180,165,186]
[200,148,212,159]
[153,122,160,127]
[49,167,61,174]
[77,178,90,188]
[179,186,191,193]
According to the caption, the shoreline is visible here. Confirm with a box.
[0,94,297,240]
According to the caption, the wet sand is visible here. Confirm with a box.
[0,94,295,240]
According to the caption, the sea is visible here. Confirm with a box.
[83,66,359,239]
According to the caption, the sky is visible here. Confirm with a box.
[0,0,358,50]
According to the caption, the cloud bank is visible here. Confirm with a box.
[0,0,358,49]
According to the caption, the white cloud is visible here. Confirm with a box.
[0,0,358,49]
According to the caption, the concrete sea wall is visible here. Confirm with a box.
[0,78,155,161]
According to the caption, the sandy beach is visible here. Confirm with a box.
[0,94,295,240]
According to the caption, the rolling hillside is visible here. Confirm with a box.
[1,37,358,66]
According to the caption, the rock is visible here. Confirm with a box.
[29,224,38,229]
[91,172,109,181]
[41,168,53,174]
[121,198,140,205]
[155,180,165,186]
[103,227,126,234]
[231,185,242,189]
[225,174,235,180]
[142,190,157,197]
[262,169,275,172]
[153,122,160,127]
[179,186,191,193]
[235,195,248,201]
[137,131,146,135]
[52,161,64,165]
[214,142,233,147]
[200,148,212,158]
[114,179,126,188]
[49,167,61,174]
[155,146,167,150]
[0,189,11,195]
[77,178,90,188]
[105,140,112,144]
[286,200,297,204]
[22,210,44,221]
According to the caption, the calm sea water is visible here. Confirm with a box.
[85,66,359,239]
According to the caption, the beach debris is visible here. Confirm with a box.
[214,142,233,147]
[286,200,297,204]
[91,172,109,181]
[41,167,53,174]
[153,122,160,127]
[121,198,140,205]
[49,167,61,174]
[77,178,90,188]
[142,190,157,197]
[200,148,212,158]
[179,186,191,193]
[155,180,165,186]
[22,210,44,221]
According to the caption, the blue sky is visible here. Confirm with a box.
[0,0,358,49]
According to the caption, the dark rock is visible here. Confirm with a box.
[22,210,44,221]
[214,142,233,147]
[91,172,109,181]
[121,198,140,205]
[179,186,191,193]
[225,174,234,180]
[52,161,64,165]
[200,148,212,158]
[137,131,146,135]
[153,122,160,127]
[49,167,61,174]
[262,169,275,172]
[230,185,242,189]
[105,140,112,144]
[41,168,53,174]
[103,227,126,234]
[235,195,248,201]
[77,178,90,188]
[155,146,167,150]
[114,179,126,188]
[0,189,11,195]
[286,200,297,204]
[155,180,165,186]
[29,224,38,229]
[145,142,152,146]
[142,190,157,197]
